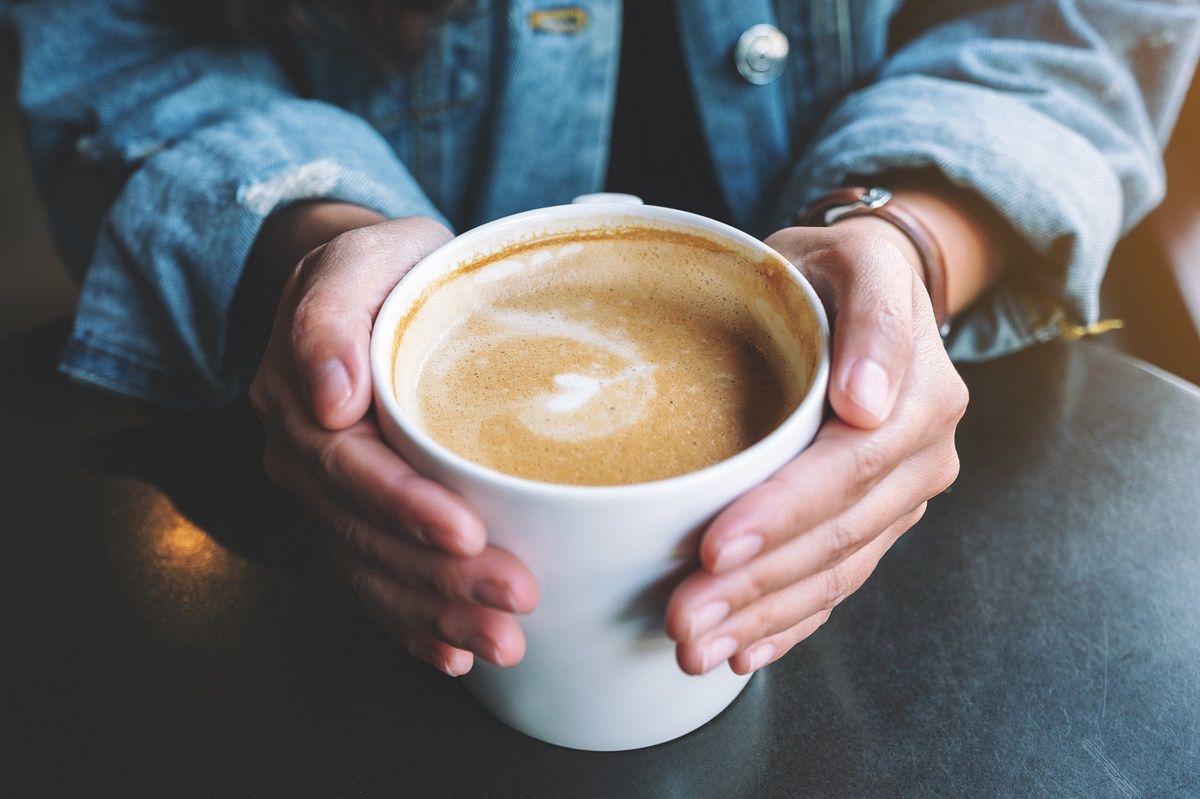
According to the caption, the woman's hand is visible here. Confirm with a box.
[248,210,539,677]
[664,222,968,675]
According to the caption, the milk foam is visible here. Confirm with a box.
[393,226,815,486]
[428,307,657,443]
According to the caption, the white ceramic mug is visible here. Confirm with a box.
[369,196,830,751]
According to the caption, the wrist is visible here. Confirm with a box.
[885,184,1008,314]
[800,178,1011,321]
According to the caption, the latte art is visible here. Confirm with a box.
[428,307,659,443]
[393,226,814,486]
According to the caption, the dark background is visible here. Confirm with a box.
[0,54,76,339]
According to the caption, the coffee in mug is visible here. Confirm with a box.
[392,226,816,486]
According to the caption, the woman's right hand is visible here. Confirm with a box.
[248,211,539,676]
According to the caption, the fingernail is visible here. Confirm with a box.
[843,358,890,421]
[713,534,763,573]
[310,359,352,414]
[746,641,777,673]
[700,636,739,674]
[687,599,730,641]
[462,635,498,664]
[471,581,515,611]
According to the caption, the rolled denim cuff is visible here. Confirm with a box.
[60,99,444,409]
[775,75,1136,363]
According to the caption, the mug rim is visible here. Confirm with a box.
[369,203,831,499]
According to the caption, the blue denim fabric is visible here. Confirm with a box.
[6,0,1200,408]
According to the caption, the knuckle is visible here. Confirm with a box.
[943,374,970,423]
[889,504,927,541]
[763,227,822,263]
[289,297,327,351]
[821,565,854,610]
[822,516,862,569]
[321,229,365,263]
[815,231,911,305]
[745,601,775,639]
[291,299,369,367]
[349,216,450,270]
[334,514,375,569]
[762,229,790,252]
[380,472,425,530]
[743,560,781,604]
[382,469,422,504]
[346,567,380,608]
[403,215,453,244]
[314,434,349,485]
[935,447,961,494]
[829,225,882,261]
[847,437,892,496]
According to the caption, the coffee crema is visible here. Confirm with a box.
[392,225,815,486]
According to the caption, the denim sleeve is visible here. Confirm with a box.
[9,1,444,408]
[774,1,1200,362]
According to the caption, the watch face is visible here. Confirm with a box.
[861,187,893,208]
[800,186,892,227]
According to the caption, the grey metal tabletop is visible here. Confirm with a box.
[4,323,1199,798]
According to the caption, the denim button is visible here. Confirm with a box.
[734,24,789,85]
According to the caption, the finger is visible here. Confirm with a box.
[769,228,918,429]
[264,441,532,610]
[323,523,474,675]
[287,216,453,430]
[822,242,918,429]
[327,499,536,614]
[675,505,923,675]
[362,529,539,615]
[698,415,924,575]
[728,609,833,676]
[364,604,475,677]
[669,455,940,642]
[277,412,487,556]
[348,566,527,668]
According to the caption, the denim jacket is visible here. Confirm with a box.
[7,0,1200,408]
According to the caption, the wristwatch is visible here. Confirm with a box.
[799,186,950,336]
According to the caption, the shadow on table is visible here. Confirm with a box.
[79,400,323,572]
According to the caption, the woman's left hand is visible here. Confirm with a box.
[665,222,969,675]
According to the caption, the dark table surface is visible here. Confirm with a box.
[3,322,1199,799]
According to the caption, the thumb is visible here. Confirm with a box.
[289,216,454,430]
[823,247,917,430]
